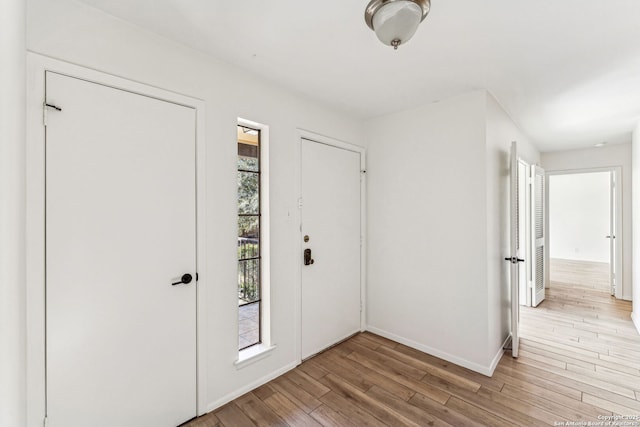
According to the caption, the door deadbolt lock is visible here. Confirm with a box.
[304,235,310,242]
[304,248,314,266]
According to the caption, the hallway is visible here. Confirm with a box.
[517,281,640,416]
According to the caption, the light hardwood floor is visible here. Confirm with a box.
[187,282,640,426]
[550,258,611,291]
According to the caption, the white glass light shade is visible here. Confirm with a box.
[372,1,423,47]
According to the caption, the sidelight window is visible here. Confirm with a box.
[237,124,262,350]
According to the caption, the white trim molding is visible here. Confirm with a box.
[236,117,273,367]
[206,361,297,413]
[632,311,640,335]
[366,326,502,377]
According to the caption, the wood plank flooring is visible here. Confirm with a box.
[550,258,611,291]
[187,282,640,426]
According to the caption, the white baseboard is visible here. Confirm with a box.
[205,361,298,413]
[365,326,497,377]
[488,335,510,376]
[632,311,640,335]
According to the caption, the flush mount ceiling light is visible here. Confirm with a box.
[365,0,431,50]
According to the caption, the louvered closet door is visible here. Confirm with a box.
[531,165,546,307]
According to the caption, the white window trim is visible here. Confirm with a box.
[234,343,277,370]
[236,117,272,368]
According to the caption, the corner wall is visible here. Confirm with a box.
[485,93,539,368]
[364,91,489,371]
[542,143,633,300]
[365,90,540,374]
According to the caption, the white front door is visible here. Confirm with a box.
[46,72,197,427]
[531,164,547,307]
[300,138,362,359]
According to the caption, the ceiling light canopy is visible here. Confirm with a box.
[365,0,431,50]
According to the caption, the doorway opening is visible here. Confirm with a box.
[547,168,621,299]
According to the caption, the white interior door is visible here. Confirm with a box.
[508,142,522,357]
[300,139,361,360]
[46,72,197,427]
[531,164,546,307]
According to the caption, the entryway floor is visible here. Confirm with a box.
[188,282,639,426]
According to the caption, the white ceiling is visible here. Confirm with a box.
[76,0,640,151]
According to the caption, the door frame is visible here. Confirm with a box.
[517,159,532,307]
[25,53,208,426]
[544,166,623,299]
[294,129,366,363]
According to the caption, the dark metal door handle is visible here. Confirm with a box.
[504,257,525,264]
[304,248,314,266]
[172,273,193,286]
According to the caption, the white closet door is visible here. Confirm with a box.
[46,72,197,427]
[531,164,547,307]
[300,139,361,359]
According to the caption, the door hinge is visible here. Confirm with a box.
[43,102,63,126]
[298,197,303,209]
[360,301,363,312]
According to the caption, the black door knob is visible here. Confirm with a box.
[172,273,193,286]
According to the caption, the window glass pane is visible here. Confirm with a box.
[238,259,260,303]
[238,216,259,259]
[238,143,259,171]
[239,301,260,350]
[237,125,261,352]
[238,171,259,214]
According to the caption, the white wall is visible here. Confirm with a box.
[549,173,610,263]
[26,0,364,421]
[365,91,489,372]
[542,143,632,300]
[485,93,539,367]
[365,90,539,374]
[632,124,640,332]
[0,0,26,426]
